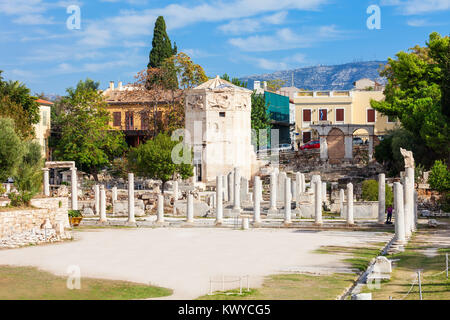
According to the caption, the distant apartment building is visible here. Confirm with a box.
[34,99,52,160]
[102,81,180,147]
[292,81,397,145]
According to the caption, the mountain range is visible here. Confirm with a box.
[240,60,387,91]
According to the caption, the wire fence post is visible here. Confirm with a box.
[209,278,212,295]
[446,253,448,279]
[239,276,242,295]
[247,275,249,292]
[417,270,422,300]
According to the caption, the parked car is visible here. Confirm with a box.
[352,137,364,145]
[299,140,320,150]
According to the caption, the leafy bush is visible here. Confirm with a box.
[68,210,82,217]
[361,180,393,208]
[428,160,450,192]
[8,191,33,207]
[439,192,450,212]
[0,118,24,181]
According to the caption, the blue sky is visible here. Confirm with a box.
[0,0,449,96]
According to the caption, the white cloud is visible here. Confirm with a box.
[219,11,288,35]
[182,48,215,58]
[244,53,308,71]
[13,14,54,25]
[381,0,450,15]
[229,25,344,52]
[406,18,428,26]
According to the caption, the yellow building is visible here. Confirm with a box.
[102,81,180,147]
[293,88,398,144]
[33,99,52,160]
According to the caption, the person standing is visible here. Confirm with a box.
[386,205,393,223]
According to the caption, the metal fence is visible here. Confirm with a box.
[208,275,251,296]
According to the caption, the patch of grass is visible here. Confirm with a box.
[314,241,386,272]
[361,222,450,300]
[0,265,172,300]
[197,273,355,300]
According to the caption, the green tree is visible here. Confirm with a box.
[428,160,450,192]
[10,141,43,206]
[361,180,394,208]
[53,79,127,180]
[0,71,40,139]
[148,16,177,69]
[266,79,286,92]
[128,133,193,190]
[0,118,24,182]
[371,32,450,163]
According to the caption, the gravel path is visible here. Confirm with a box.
[0,227,390,299]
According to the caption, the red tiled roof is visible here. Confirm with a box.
[36,98,54,105]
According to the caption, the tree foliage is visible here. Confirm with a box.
[361,179,394,208]
[52,79,127,179]
[128,133,193,187]
[0,71,40,139]
[148,16,177,69]
[0,118,24,182]
[428,160,450,192]
[371,32,450,163]
[266,79,286,92]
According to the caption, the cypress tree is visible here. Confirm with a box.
[148,16,176,69]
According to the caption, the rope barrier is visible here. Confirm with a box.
[398,275,418,300]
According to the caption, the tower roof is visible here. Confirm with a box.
[192,75,252,92]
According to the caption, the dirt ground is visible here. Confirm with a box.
[0,227,391,299]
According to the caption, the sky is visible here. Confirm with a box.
[0,0,449,96]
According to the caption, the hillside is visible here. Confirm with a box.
[240,61,387,91]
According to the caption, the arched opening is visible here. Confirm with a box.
[352,128,370,163]
[326,128,345,163]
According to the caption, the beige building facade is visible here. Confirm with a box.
[34,99,52,160]
[293,89,398,144]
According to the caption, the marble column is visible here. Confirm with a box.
[291,179,297,203]
[186,193,194,223]
[414,190,418,231]
[406,167,415,233]
[296,172,301,202]
[347,183,354,225]
[253,176,262,225]
[173,180,179,200]
[368,135,374,161]
[378,173,386,224]
[344,135,353,160]
[339,189,345,216]
[156,194,164,223]
[268,171,278,214]
[228,171,234,204]
[394,182,406,244]
[94,184,100,215]
[70,167,78,210]
[127,173,135,224]
[403,176,412,238]
[278,171,287,202]
[112,186,117,203]
[233,167,241,211]
[322,182,327,204]
[99,185,107,222]
[284,177,292,224]
[301,174,306,193]
[242,217,249,230]
[216,176,223,225]
[223,174,228,202]
[314,180,323,225]
[43,168,50,197]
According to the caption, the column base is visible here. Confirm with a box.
[215,220,223,226]
[252,221,262,228]
[314,222,323,226]
[283,221,292,227]
[126,220,137,226]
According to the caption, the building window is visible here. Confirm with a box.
[219,112,226,117]
[303,131,311,143]
[303,109,311,122]
[125,111,134,130]
[319,109,327,121]
[42,110,48,126]
[141,112,149,130]
[387,115,397,123]
[367,109,376,123]
[113,112,121,127]
[336,108,344,122]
